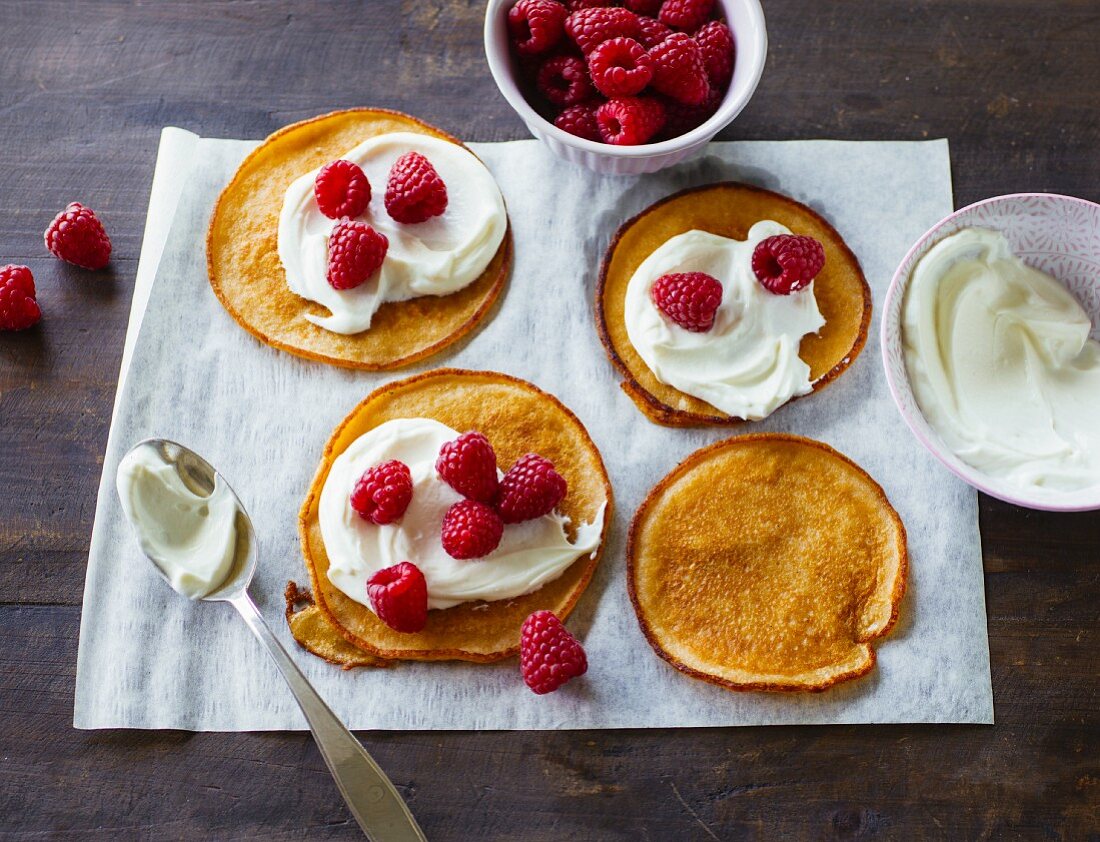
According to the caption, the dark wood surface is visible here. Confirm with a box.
[1,1,1098,838]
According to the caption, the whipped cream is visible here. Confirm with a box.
[116,444,239,599]
[624,223,825,420]
[903,227,1100,494]
[319,418,606,611]
[277,132,507,335]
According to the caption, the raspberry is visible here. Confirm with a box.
[537,54,595,106]
[695,20,734,88]
[596,95,666,145]
[496,453,567,523]
[441,500,504,560]
[350,460,413,525]
[314,159,371,220]
[650,271,723,332]
[436,431,499,503]
[326,220,387,290]
[564,0,615,8]
[385,151,448,224]
[587,37,652,97]
[0,265,41,332]
[508,0,567,56]
[659,83,721,137]
[635,15,672,48]
[565,6,639,54]
[44,202,111,270]
[554,103,601,141]
[751,235,826,295]
[658,0,713,32]
[520,610,587,694]
[624,0,662,14]
[367,562,428,633]
[649,32,709,104]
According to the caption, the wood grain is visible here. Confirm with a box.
[1,0,1097,838]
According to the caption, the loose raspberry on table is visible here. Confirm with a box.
[751,234,826,295]
[658,0,714,32]
[695,20,734,88]
[350,460,413,525]
[436,431,499,503]
[537,54,595,106]
[508,0,567,56]
[496,453,567,523]
[44,202,111,270]
[648,32,709,104]
[441,499,504,560]
[596,95,666,145]
[385,151,448,224]
[554,103,601,141]
[520,610,588,694]
[326,220,388,290]
[367,561,428,633]
[635,15,672,48]
[650,271,723,332]
[659,83,721,137]
[624,0,663,15]
[0,265,41,332]
[564,6,639,54]
[587,37,653,97]
[314,159,371,220]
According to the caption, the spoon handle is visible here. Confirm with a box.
[229,592,426,842]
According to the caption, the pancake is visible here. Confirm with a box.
[207,108,512,370]
[628,434,907,692]
[284,582,390,670]
[297,369,613,663]
[597,182,871,426]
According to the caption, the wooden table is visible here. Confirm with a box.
[1,1,1097,838]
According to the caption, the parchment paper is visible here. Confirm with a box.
[75,130,993,730]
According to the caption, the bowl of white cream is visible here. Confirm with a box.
[882,193,1100,511]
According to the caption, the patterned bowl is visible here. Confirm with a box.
[881,192,1100,512]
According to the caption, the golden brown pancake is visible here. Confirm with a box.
[284,583,390,670]
[628,434,907,692]
[597,182,871,426]
[296,369,613,663]
[207,108,512,370]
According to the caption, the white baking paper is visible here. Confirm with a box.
[75,130,993,730]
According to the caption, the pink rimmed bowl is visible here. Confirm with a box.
[881,192,1100,512]
[484,0,767,175]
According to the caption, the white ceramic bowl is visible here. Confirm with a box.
[484,0,767,175]
[882,193,1100,512]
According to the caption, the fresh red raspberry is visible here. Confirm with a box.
[0,265,41,332]
[564,6,639,54]
[659,83,721,137]
[314,159,371,220]
[554,103,601,141]
[658,0,713,32]
[326,220,387,290]
[624,0,663,14]
[695,20,734,88]
[350,460,413,525]
[635,15,672,48]
[496,453,567,523]
[508,0,567,56]
[648,32,709,104]
[596,95,666,145]
[537,54,595,106]
[385,151,448,224]
[751,235,826,295]
[441,500,504,560]
[520,610,588,694]
[367,562,428,633]
[650,271,723,332]
[436,431,499,503]
[44,202,111,270]
[564,0,615,8]
[587,37,652,97]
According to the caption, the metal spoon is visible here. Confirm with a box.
[119,439,426,842]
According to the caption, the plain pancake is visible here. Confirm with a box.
[296,369,613,663]
[597,182,871,426]
[207,108,512,370]
[628,434,907,692]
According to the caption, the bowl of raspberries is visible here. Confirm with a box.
[485,0,766,174]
